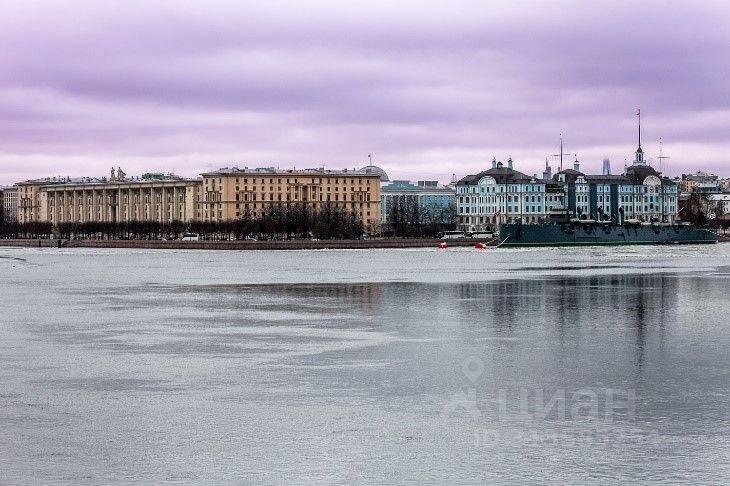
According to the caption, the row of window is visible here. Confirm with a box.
[206,177,374,187]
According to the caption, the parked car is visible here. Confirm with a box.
[181,232,199,241]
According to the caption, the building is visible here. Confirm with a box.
[551,142,678,223]
[679,171,721,194]
[2,185,19,222]
[380,180,456,225]
[456,137,680,231]
[721,178,730,192]
[17,168,202,224]
[708,193,730,218]
[456,158,550,232]
[359,164,390,184]
[199,166,382,233]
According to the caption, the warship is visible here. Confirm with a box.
[498,219,717,247]
[496,111,718,247]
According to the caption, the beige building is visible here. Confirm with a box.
[200,167,381,232]
[2,185,19,222]
[18,169,202,224]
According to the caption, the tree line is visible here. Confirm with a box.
[0,221,54,239]
[1,204,365,240]
[382,196,457,238]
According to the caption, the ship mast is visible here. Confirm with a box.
[658,138,670,175]
[551,134,566,171]
[658,138,671,222]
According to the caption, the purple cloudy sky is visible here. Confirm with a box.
[2,0,729,185]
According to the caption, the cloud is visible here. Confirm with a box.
[1,0,729,185]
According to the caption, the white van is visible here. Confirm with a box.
[181,232,199,241]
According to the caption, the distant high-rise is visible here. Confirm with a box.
[602,158,611,175]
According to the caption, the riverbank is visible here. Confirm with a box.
[0,237,492,250]
[1,234,726,250]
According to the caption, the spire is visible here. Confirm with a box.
[634,109,645,165]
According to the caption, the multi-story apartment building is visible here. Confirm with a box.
[199,167,382,232]
[17,169,202,224]
[380,180,456,225]
[2,186,19,222]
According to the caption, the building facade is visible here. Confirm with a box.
[18,169,202,224]
[555,165,678,223]
[2,186,19,222]
[550,145,679,223]
[456,144,680,231]
[456,158,551,232]
[708,193,730,217]
[380,180,455,224]
[679,171,721,194]
[199,167,382,233]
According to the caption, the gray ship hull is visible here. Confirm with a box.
[499,223,717,247]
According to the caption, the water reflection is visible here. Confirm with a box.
[2,248,729,484]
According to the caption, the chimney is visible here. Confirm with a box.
[492,158,497,168]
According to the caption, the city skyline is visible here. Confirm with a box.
[2,0,730,185]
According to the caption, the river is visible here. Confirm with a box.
[1,245,728,484]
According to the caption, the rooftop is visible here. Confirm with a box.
[19,173,198,187]
[458,160,544,186]
[202,166,381,177]
[382,180,455,193]
[359,165,390,182]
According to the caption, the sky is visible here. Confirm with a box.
[1,0,729,185]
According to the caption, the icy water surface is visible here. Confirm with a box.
[1,245,729,484]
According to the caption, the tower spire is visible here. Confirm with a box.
[634,109,645,165]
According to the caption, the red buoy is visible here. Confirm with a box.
[438,242,448,249]
[474,242,486,250]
